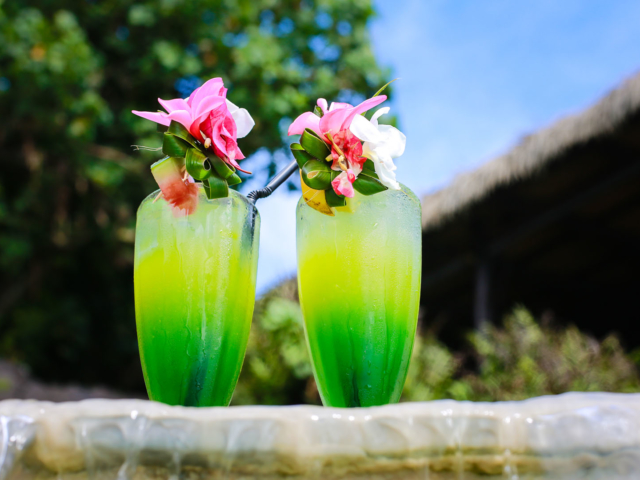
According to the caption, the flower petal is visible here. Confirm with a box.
[288,112,321,136]
[188,77,224,108]
[350,114,381,143]
[158,98,190,114]
[166,110,194,131]
[331,171,355,198]
[378,125,406,158]
[132,110,171,126]
[341,95,387,130]
[317,98,328,113]
[320,95,387,135]
[328,102,352,111]
[370,107,390,127]
[226,99,255,138]
[192,96,226,125]
[366,149,400,190]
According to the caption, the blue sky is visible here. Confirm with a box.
[252,0,640,295]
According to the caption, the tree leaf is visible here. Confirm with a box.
[353,172,388,195]
[301,160,333,190]
[300,128,330,160]
[185,148,211,181]
[291,143,315,168]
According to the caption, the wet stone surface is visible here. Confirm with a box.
[1,393,640,479]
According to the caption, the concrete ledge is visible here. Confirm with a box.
[1,392,640,479]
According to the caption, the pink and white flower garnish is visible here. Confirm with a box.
[288,94,404,198]
[350,107,405,191]
[133,77,254,172]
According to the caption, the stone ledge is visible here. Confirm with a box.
[1,392,640,479]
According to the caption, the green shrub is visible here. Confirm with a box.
[236,285,640,404]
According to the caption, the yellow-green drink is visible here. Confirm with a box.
[296,186,422,407]
[134,187,259,406]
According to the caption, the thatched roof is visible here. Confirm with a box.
[421,71,640,229]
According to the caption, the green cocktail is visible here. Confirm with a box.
[134,187,259,406]
[296,186,422,407]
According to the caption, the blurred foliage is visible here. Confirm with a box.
[233,280,319,405]
[236,287,640,404]
[0,0,388,390]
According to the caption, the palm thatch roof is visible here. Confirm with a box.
[421,71,640,229]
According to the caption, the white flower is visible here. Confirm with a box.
[225,99,255,138]
[349,107,405,190]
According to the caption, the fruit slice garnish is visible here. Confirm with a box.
[300,171,334,216]
[151,157,199,215]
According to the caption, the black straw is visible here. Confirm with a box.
[247,160,298,204]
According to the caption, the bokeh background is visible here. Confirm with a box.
[1,0,640,403]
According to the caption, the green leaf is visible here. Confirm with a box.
[353,173,388,195]
[325,188,346,207]
[203,174,228,199]
[226,172,242,186]
[372,78,398,98]
[360,79,399,117]
[362,159,378,178]
[207,154,235,179]
[185,148,211,181]
[157,123,169,133]
[150,156,183,184]
[301,160,333,190]
[313,105,324,117]
[300,128,330,160]
[290,143,315,169]
[162,134,190,157]
[167,121,197,145]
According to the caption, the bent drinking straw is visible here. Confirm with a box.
[247,160,298,204]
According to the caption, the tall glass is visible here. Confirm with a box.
[296,186,421,407]
[134,187,259,406]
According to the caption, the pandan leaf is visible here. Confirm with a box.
[291,143,315,168]
[353,173,388,195]
[301,128,330,160]
[203,173,228,199]
[185,148,211,181]
[313,105,324,117]
[162,134,190,157]
[226,172,242,186]
[207,154,235,179]
[303,128,325,141]
[362,159,379,178]
[301,160,333,190]
[325,188,347,207]
[167,121,197,147]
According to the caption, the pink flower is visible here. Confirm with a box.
[332,169,356,198]
[328,129,365,175]
[132,78,254,171]
[288,95,387,137]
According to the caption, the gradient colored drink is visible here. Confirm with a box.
[296,186,422,407]
[134,187,259,406]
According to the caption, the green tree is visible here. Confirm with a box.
[0,0,389,391]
